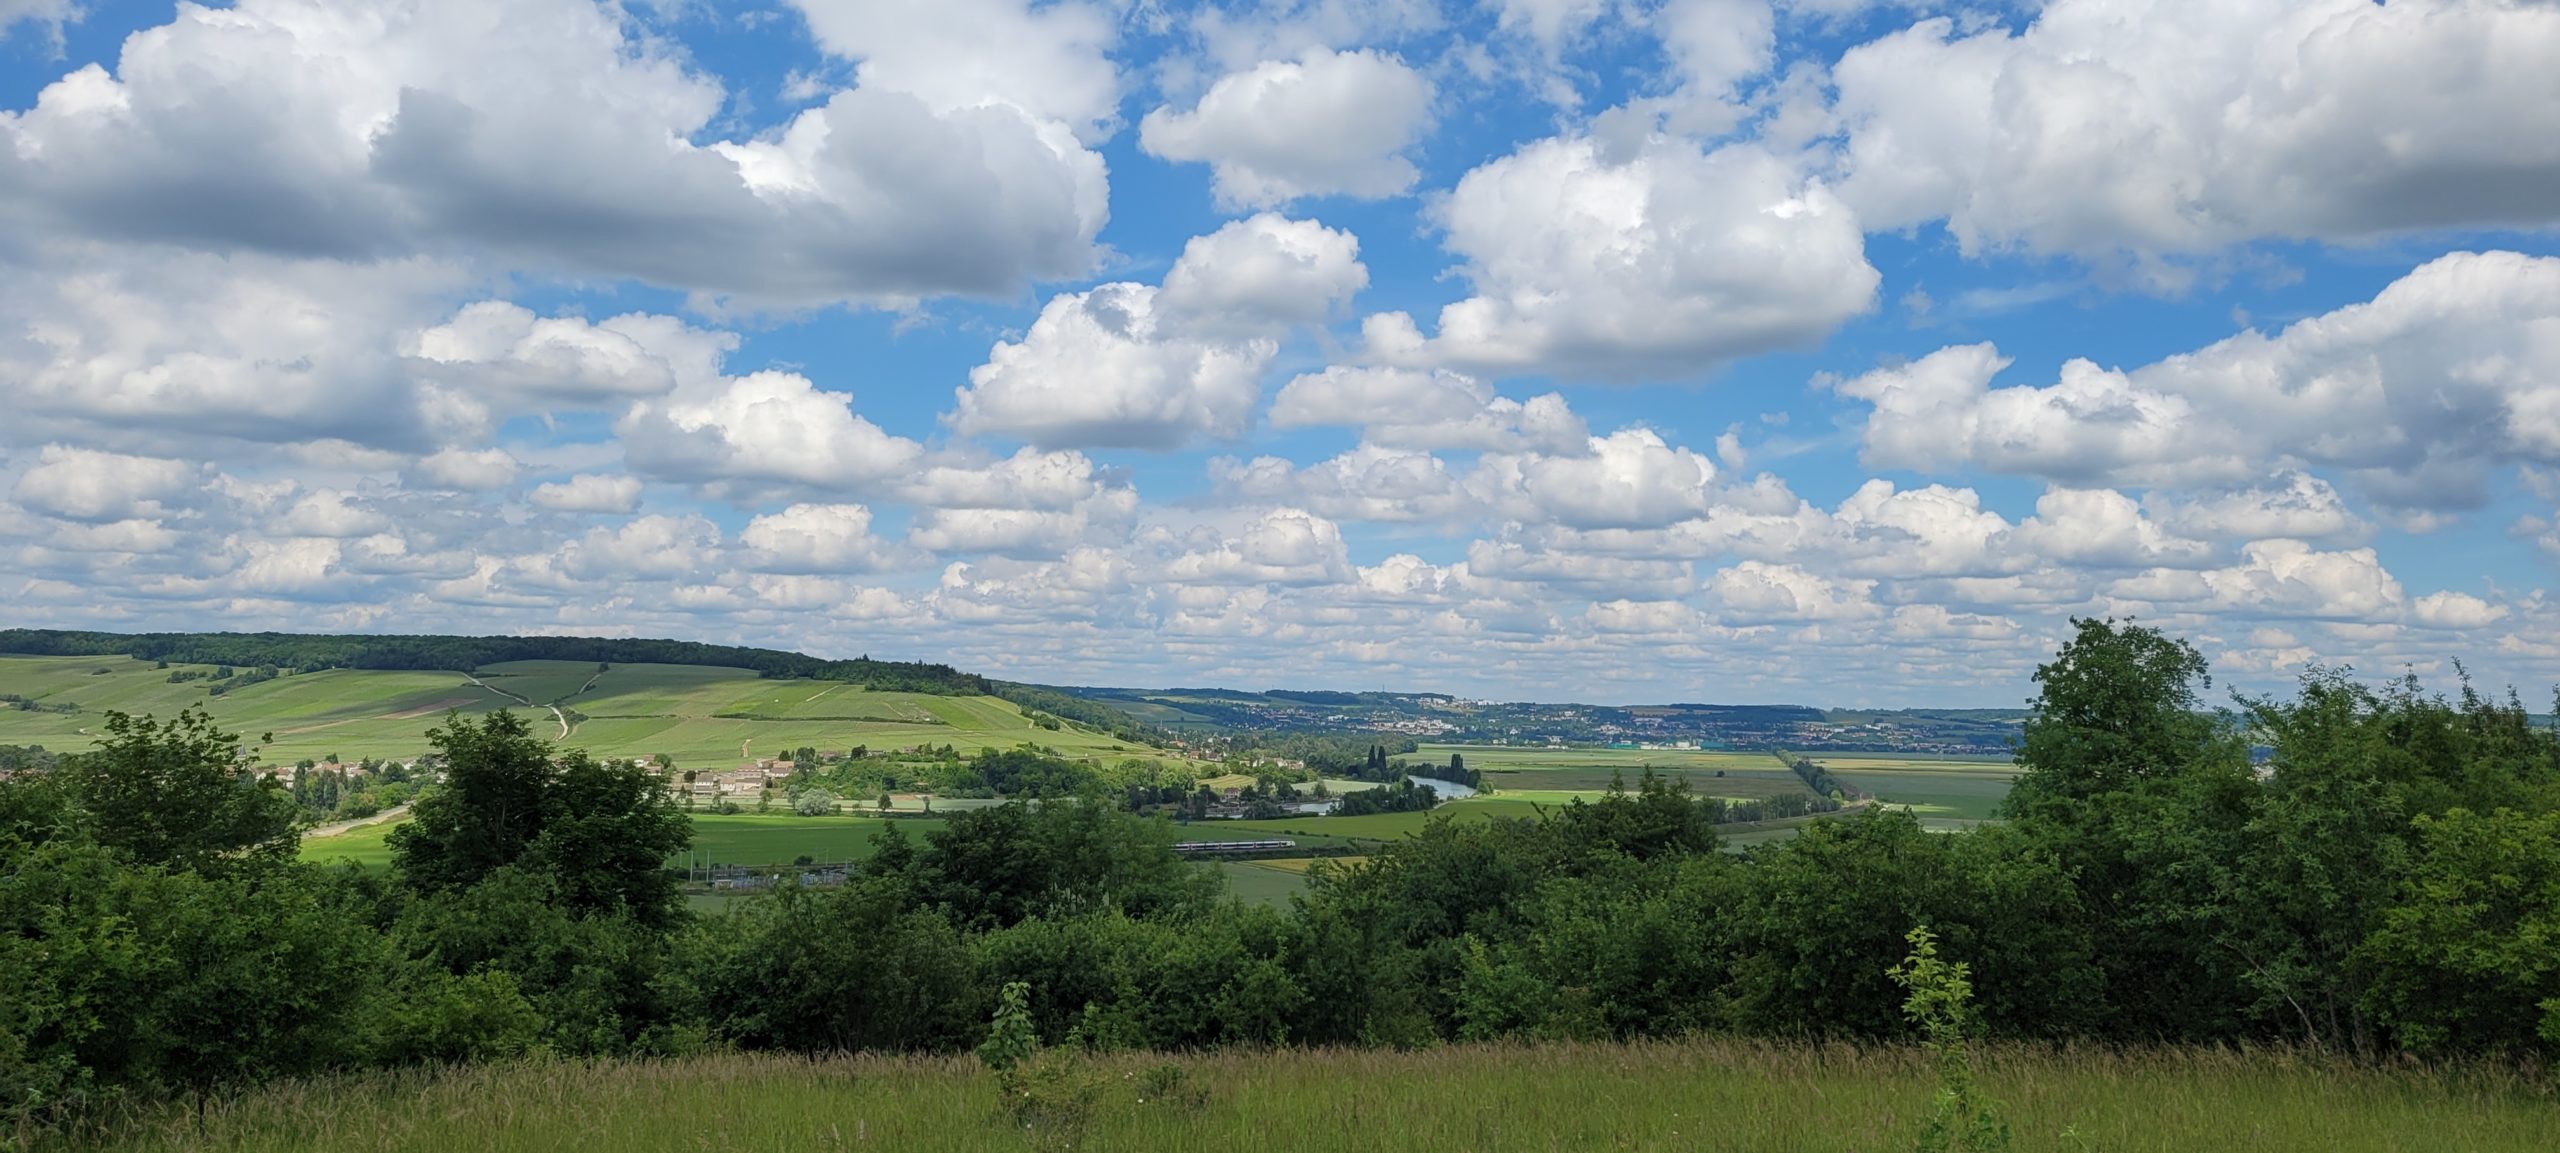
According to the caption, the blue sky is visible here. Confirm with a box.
[3,0,2558,706]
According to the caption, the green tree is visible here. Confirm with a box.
[60,708,297,874]
[2001,619,2256,1041]
[390,710,689,925]
[2355,807,2560,1057]
[0,838,379,1117]
[391,711,555,894]
[526,753,691,926]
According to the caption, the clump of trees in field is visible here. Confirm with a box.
[5,619,2558,1138]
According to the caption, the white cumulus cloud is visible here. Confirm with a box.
[1141,48,1435,207]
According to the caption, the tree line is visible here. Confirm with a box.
[0,629,992,696]
[4,619,2557,1137]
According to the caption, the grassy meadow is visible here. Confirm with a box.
[1822,758,2024,824]
[1410,743,2024,830]
[0,655,1148,767]
[47,1040,2556,1153]
[1419,744,1820,804]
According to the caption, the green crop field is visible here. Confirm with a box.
[300,812,944,871]
[1418,743,1789,772]
[62,1040,2556,1153]
[1421,743,1818,803]
[0,654,1158,769]
[1216,860,1311,905]
[305,807,1388,873]
[298,820,404,870]
[1813,757,2023,823]
[1479,767,1811,799]
[678,813,947,866]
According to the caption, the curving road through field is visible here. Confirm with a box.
[461,672,571,740]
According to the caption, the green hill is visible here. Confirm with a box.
[0,651,1152,768]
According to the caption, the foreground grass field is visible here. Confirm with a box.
[0,655,1149,767]
[50,1040,2556,1153]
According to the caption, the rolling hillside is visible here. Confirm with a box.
[0,652,1151,767]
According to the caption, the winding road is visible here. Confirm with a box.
[461,673,571,740]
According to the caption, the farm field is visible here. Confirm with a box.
[0,654,1151,768]
[65,1039,2558,1153]
[1419,743,1814,802]
[1813,756,2023,824]
[1417,743,1787,772]
[298,812,953,871]
[1215,860,1311,906]
[305,807,1392,873]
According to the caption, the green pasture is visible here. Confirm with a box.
[1417,743,1789,773]
[1479,767,1812,800]
[1820,761,2023,822]
[307,808,1377,873]
[71,1040,2559,1153]
[1215,861,1311,906]
[679,813,946,866]
[305,812,946,871]
[1415,742,1820,807]
[298,820,403,870]
[0,654,1152,768]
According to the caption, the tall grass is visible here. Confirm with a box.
[38,1039,2555,1153]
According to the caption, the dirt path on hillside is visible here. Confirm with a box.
[303,801,412,839]
[462,673,570,740]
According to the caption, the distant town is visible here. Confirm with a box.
[1070,687,2026,757]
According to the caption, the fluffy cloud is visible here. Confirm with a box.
[1140,48,1434,207]
[557,515,721,582]
[1368,136,1877,379]
[903,449,1139,558]
[0,251,472,452]
[1211,445,1475,524]
[1832,343,2223,485]
[2411,590,2508,631]
[622,371,924,493]
[1161,508,1354,586]
[1474,428,1718,530]
[1832,0,2560,263]
[739,503,898,574]
[1158,213,1368,336]
[409,303,733,407]
[2154,474,2367,546]
[1655,0,1776,99]
[0,0,1107,306]
[784,0,1121,139]
[1268,367,1587,453]
[11,446,201,522]
[2113,540,2406,621]
[277,491,392,538]
[904,448,1122,513]
[950,283,1278,449]
[411,448,520,492]
[1833,252,2560,508]
[529,474,644,515]
[2009,488,2211,569]
[1706,561,1880,623]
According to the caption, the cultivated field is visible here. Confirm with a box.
[1416,743,1788,773]
[1815,756,2023,826]
[58,1039,2556,1153]
[1418,743,1814,803]
[0,655,1145,767]
[1412,742,2025,830]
